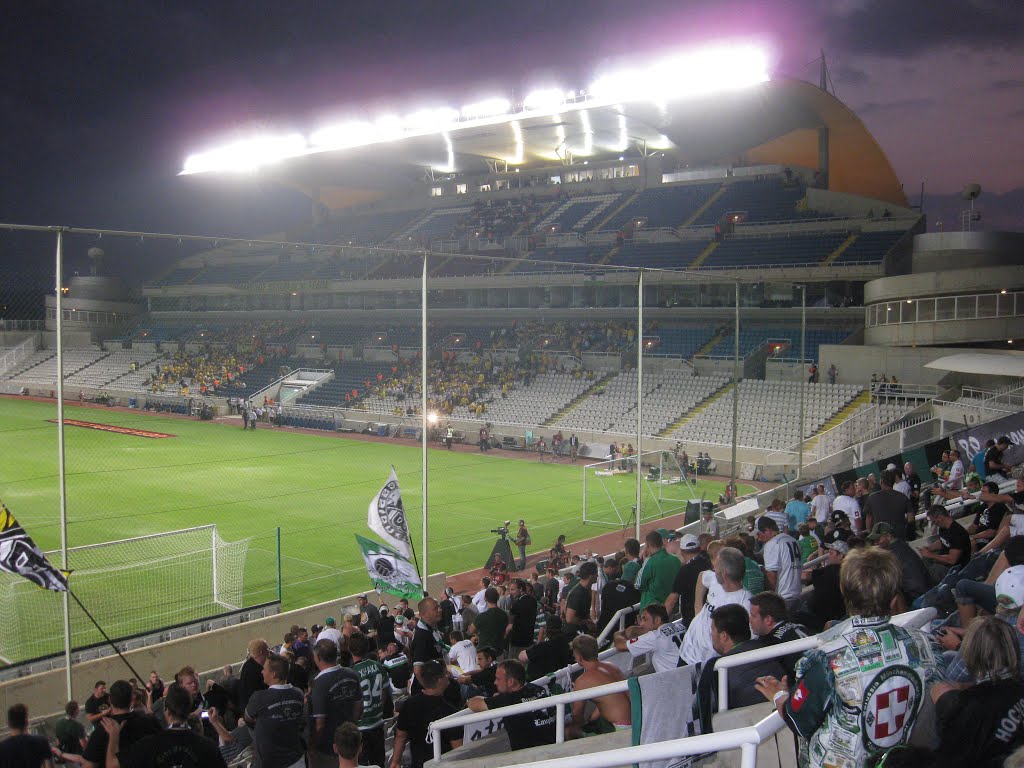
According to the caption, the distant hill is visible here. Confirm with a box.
[920,188,1024,233]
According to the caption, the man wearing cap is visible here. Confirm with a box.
[955,536,1024,629]
[756,548,939,768]
[665,534,710,624]
[920,505,972,583]
[867,523,931,608]
[831,480,862,533]
[637,530,681,610]
[862,469,916,539]
[596,559,639,634]
[801,540,847,631]
[756,517,802,613]
[318,617,343,650]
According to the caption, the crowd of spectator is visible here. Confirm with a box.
[9,440,1024,768]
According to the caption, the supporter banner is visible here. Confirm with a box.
[0,499,68,592]
[952,411,1024,468]
[355,534,423,600]
[367,467,412,558]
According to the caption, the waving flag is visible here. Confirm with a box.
[355,534,423,600]
[367,468,411,558]
[0,500,68,592]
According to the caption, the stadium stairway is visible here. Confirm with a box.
[689,240,719,268]
[543,372,616,426]
[658,380,732,436]
[680,184,726,227]
[591,190,641,232]
[821,232,858,266]
[801,389,871,454]
[692,327,726,357]
[597,244,620,265]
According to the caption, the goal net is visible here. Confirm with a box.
[582,450,700,528]
[0,525,249,665]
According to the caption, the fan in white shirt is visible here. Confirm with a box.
[615,603,686,674]
[679,547,752,666]
[756,517,802,606]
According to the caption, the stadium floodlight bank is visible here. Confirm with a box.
[0,525,249,665]
[582,450,698,528]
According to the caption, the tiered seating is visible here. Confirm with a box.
[192,263,268,285]
[256,261,320,282]
[704,232,847,268]
[313,209,423,245]
[105,356,174,392]
[611,240,708,269]
[11,347,109,386]
[398,206,474,241]
[536,193,626,232]
[692,179,811,225]
[510,246,601,273]
[648,326,716,358]
[64,351,164,388]
[668,381,863,449]
[0,349,55,380]
[155,266,203,286]
[430,254,497,278]
[707,327,855,360]
[833,230,905,264]
[551,371,729,434]
[230,357,308,393]
[293,363,391,407]
[452,372,594,425]
[603,182,721,231]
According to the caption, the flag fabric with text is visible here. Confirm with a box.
[0,500,68,592]
[367,467,412,558]
[355,534,423,601]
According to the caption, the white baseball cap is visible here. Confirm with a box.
[679,534,700,552]
[995,565,1024,610]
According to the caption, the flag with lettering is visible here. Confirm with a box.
[0,500,68,592]
[367,467,412,558]
[355,534,423,600]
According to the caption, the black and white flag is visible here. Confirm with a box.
[0,500,68,592]
[367,467,412,558]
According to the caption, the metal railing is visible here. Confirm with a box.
[866,290,1024,328]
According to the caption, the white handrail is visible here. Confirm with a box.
[716,606,935,711]
[489,711,784,768]
[596,602,640,645]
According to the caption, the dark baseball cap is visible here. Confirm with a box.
[866,522,893,542]
[656,527,679,541]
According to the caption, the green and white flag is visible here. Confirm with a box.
[355,534,423,600]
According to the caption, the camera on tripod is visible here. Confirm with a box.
[490,520,511,539]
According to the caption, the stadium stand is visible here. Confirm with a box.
[691,178,815,225]
[602,182,721,231]
[832,229,906,264]
[610,239,708,269]
[706,326,856,360]
[536,192,627,233]
[703,231,847,268]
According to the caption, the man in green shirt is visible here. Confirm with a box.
[349,632,391,768]
[470,588,508,656]
[55,700,86,758]
[638,530,681,609]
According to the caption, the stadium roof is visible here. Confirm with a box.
[193,77,909,209]
[924,352,1024,378]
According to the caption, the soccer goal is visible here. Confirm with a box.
[0,525,250,665]
[582,450,700,528]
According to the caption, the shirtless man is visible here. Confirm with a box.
[567,634,631,737]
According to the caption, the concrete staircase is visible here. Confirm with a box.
[544,373,616,426]
[693,327,726,358]
[680,184,726,227]
[821,233,858,266]
[658,381,732,437]
[801,390,871,453]
[689,240,719,268]
[592,190,640,231]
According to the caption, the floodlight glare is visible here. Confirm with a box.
[404,107,460,132]
[309,121,375,149]
[460,98,510,119]
[523,88,565,111]
[181,133,307,175]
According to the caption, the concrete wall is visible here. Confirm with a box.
[912,230,1024,273]
[864,265,1024,304]
[815,343,1024,386]
[0,573,446,720]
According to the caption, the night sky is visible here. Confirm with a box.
[2,0,1022,278]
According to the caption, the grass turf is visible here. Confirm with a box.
[0,396,751,661]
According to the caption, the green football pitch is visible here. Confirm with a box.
[0,396,750,662]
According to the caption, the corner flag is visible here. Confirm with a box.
[0,500,68,592]
[355,534,423,600]
[367,468,412,558]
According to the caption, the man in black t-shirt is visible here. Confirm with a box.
[748,592,809,681]
[666,535,710,624]
[969,481,1009,548]
[120,684,226,768]
[470,588,508,656]
[800,540,847,631]
[83,681,110,725]
[564,561,597,634]
[921,505,972,582]
[389,662,461,768]
[409,597,446,693]
[0,704,50,768]
[521,615,573,678]
[862,470,916,539]
[505,579,538,659]
[308,640,362,767]
[596,560,639,634]
[868,523,932,607]
[244,655,305,768]
[986,436,1014,480]
[467,660,556,751]
[81,680,161,766]
[238,639,269,713]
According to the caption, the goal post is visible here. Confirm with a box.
[582,450,699,528]
[0,525,250,665]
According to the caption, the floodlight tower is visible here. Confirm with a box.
[961,184,982,232]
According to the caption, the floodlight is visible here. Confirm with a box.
[310,121,375,149]
[427,412,439,424]
[374,114,405,140]
[181,133,307,175]
[460,98,510,119]
[524,88,565,111]
[404,107,460,132]
[510,120,524,164]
